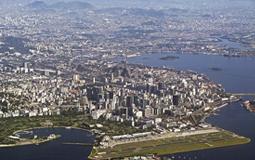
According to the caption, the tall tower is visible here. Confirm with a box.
[121,52,130,80]
[124,52,127,71]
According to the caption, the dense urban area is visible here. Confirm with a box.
[0,0,254,159]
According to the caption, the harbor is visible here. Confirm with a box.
[0,129,61,148]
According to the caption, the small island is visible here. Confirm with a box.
[209,67,223,71]
[160,55,179,61]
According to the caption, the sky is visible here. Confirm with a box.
[1,0,255,10]
[44,0,255,9]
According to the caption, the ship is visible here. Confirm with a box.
[242,100,255,112]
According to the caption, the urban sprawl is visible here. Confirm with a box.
[0,1,254,159]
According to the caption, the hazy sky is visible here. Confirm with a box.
[1,0,255,10]
[47,0,255,9]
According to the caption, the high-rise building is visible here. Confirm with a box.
[73,74,80,82]
[173,95,180,106]
[23,62,29,69]
[126,96,134,108]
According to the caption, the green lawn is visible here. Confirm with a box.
[92,131,251,159]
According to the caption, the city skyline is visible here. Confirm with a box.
[0,0,254,160]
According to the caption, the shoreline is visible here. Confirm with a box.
[0,135,61,148]
[90,99,250,159]
[139,51,255,58]
[0,126,92,148]
[0,100,248,158]
[90,128,250,159]
[13,126,92,135]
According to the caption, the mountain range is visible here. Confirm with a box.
[27,1,94,10]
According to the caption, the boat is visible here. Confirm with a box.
[242,100,255,112]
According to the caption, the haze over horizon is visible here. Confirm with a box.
[0,0,255,159]
[1,0,255,10]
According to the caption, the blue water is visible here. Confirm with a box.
[128,53,255,93]
[0,127,94,160]
[128,52,255,160]
[0,53,254,160]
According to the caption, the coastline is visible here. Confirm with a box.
[90,128,250,159]
[0,126,92,148]
[0,134,61,148]
[0,98,249,158]
[89,99,250,159]
[126,51,255,59]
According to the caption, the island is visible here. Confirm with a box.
[209,67,223,71]
[160,55,180,61]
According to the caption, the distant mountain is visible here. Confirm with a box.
[127,8,165,17]
[27,1,48,9]
[97,8,165,18]
[26,1,94,10]
[51,1,94,10]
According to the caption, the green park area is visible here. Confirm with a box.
[0,114,140,145]
[91,131,250,159]
[0,115,251,159]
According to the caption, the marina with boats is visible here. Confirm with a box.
[0,129,61,148]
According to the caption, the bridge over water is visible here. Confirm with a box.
[227,93,255,96]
